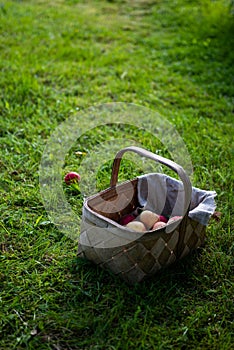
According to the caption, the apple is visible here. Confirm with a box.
[64,172,81,185]
[159,215,168,223]
[139,210,159,230]
[152,221,166,230]
[119,214,135,226]
[126,221,146,232]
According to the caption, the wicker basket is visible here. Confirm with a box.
[78,146,211,284]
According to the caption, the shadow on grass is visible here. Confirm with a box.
[29,250,202,348]
[71,249,202,295]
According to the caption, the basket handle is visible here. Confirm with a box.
[110,146,192,216]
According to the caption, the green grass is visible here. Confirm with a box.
[0,0,233,349]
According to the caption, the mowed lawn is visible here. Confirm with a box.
[0,0,233,349]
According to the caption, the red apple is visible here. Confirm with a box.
[64,172,81,185]
[152,221,166,230]
[119,214,135,226]
[159,215,168,223]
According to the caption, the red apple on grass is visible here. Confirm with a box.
[64,172,81,185]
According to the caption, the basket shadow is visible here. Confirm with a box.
[71,247,204,303]
[32,249,206,347]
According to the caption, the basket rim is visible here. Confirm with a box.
[83,201,173,239]
[83,176,185,237]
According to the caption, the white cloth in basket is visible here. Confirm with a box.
[137,173,217,226]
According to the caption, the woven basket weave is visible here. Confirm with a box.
[78,146,207,284]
